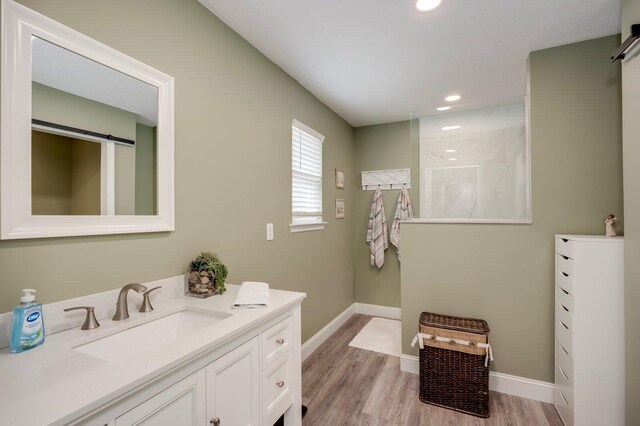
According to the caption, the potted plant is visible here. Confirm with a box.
[186,251,228,298]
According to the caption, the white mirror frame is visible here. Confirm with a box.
[1,0,175,239]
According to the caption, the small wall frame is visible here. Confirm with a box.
[335,168,345,190]
[335,199,345,219]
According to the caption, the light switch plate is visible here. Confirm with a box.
[266,223,274,241]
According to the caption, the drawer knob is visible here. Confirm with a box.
[210,418,220,426]
[276,381,285,388]
[276,338,285,345]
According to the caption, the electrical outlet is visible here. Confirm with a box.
[266,223,274,241]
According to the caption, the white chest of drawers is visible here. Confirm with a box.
[554,235,624,426]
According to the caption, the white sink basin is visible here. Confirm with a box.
[73,309,229,362]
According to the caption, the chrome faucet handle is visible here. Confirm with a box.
[64,306,100,330]
[139,286,162,313]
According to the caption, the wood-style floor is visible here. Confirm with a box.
[301,314,563,426]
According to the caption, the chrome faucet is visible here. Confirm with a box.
[113,283,147,321]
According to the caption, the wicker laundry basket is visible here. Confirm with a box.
[413,312,492,418]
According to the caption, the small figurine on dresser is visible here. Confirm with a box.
[604,214,618,237]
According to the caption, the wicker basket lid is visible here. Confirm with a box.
[419,312,490,334]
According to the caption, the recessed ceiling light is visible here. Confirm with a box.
[441,125,461,131]
[437,106,451,111]
[415,0,443,13]
[448,158,457,161]
[445,95,461,102]
[445,149,456,153]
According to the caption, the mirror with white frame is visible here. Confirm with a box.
[1,0,174,239]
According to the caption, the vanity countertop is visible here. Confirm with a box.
[0,284,306,426]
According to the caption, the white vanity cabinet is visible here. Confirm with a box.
[206,337,260,426]
[114,337,261,426]
[114,373,206,426]
[553,235,624,426]
[90,308,301,426]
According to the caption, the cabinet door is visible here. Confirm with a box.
[206,337,260,426]
[115,372,205,426]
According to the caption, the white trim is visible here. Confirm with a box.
[354,303,401,320]
[400,354,420,374]
[399,355,555,404]
[100,143,115,215]
[402,218,532,225]
[1,0,175,239]
[289,222,327,233]
[301,304,355,361]
[489,371,555,404]
[292,119,325,143]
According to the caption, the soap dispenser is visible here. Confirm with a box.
[10,289,45,353]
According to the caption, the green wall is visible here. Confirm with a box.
[32,82,136,140]
[353,121,410,307]
[114,142,136,215]
[69,138,101,215]
[1,0,356,344]
[400,35,622,382]
[31,132,102,215]
[621,1,640,423]
[135,123,156,215]
[31,131,73,215]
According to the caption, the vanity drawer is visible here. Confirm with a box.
[555,285,573,312]
[555,237,574,259]
[261,317,292,369]
[555,269,573,294]
[555,317,573,359]
[556,254,574,275]
[555,302,573,331]
[262,352,292,425]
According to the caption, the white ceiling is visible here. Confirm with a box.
[198,0,620,127]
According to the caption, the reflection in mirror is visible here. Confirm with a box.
[410,100,530,222]
[31,37,158,216]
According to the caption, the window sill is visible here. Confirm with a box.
[289,222,327,233]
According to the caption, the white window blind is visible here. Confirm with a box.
[292,120,325,228]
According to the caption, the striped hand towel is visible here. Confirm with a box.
[390,188,413,259]
[366,187,388,268]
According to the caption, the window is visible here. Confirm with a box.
[291,119,326,232]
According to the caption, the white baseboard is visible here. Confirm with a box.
[354,303,401,320]
[301,304,355,361]
[399,355,555,404]
[489,371,555,404]
[400,354,420,374]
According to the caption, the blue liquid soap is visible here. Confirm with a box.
[10,289,45,353]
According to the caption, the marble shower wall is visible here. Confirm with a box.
[418,103,528,220]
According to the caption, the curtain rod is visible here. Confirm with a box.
[611,23,640,63]
[31,118,135,146]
